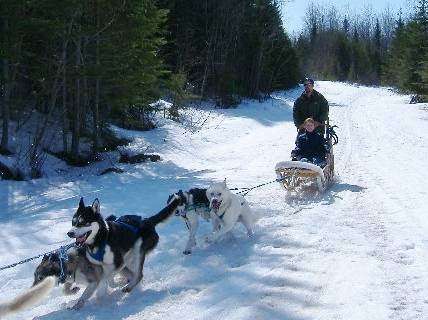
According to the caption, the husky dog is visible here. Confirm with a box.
[0,276,55,318]
[32,247,108,310]
[167,188,211,255]
[67,196,180,294]
[0,246,107,317]
[205,180,254,243]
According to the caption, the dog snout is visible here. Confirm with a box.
[67,230,75,238]
[211,198,219,207]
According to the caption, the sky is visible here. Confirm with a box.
[281,0,413,36]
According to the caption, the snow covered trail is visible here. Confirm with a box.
[0,82,427,320]
[318,83,428,320]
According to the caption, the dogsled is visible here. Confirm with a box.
[275,123,338,195]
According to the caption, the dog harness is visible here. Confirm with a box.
[87,241,107,263]
[215,202,245,220]
[111,215,142,235]
[58,245,70,283]
[87,216,142,262]
[115,220,140,235]
[179,203,209,218]
[179,203,210,230]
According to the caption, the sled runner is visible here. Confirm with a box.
[275,124,337,194]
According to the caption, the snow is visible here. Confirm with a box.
[1,81,428,319]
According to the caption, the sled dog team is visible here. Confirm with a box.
[0,180,255,317]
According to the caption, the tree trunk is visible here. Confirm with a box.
[1,19,11,153]
[71,38,81,159]
[81,38,88,136]
[93,2,101,153]
[94,79,100,152]
[62,39,68,154]
[253,37,265,98]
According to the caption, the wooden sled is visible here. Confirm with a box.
[275,124,337,195]
[275,152,334,195]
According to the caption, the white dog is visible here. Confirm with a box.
[205,180,254,243]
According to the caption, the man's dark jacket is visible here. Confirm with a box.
[292,131,328,160]
[293,90,329,128]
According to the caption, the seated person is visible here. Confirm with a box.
[291,117,328,167]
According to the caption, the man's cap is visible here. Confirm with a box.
[302,77,314,85]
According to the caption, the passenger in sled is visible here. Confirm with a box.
[291,117,329,167]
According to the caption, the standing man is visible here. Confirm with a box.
[293,78,329,134]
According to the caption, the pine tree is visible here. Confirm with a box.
[384,0,427,97]
[415,0,428,98]
[102,0,168,128]
[158,0,299,106]
[371,19,382,83]
[0,1,28,154]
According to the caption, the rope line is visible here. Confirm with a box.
[0,243,75,272]
[236,177,285,196]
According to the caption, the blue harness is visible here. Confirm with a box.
[88,240,107,262]
[115,220,140,235]
[88,216,141,262]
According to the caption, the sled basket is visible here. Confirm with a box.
[275,152,334,194]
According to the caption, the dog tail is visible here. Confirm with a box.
[0,276,55,318]
[147,195,181,226]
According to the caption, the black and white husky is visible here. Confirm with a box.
[167,188,211,255]
[67,196,181,294]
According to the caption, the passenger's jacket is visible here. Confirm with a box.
[292,131,328,159]
[293,90,329,128]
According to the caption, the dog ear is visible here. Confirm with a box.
[79,197,85,209]
[92,198,100,214]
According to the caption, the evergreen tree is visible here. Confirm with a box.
[383,0,427,99]
[102,0,168,129]
[0,1,28,154]
[158,0,299,106]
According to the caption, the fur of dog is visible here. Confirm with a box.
[205,180,254,243]
[0,276,55,318]
[67,196,181,294]
[32,246,107,310]
[167,188,210,255]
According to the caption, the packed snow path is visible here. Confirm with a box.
[0,82,427,320]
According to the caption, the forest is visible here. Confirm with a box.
[0,0,426,179]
